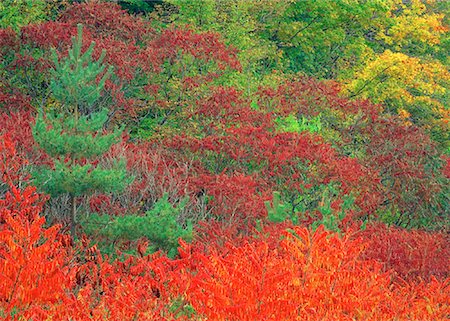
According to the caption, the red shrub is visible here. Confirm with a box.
[358,222,450,281]
[190,173,270,229]
[146,27,240,72]
[59,1,150,42]
[20,21,79,50]
[443,156,450,179]
[0,86,34,113]
[360,118,446,225]
[169,123,382,222]
[0,186,186,320]
[67,249,187,321]
[0,111,49,167]
[258,78,447,225]
[257,77,380,119]
[0,28,19,56]
[0,134,29,191]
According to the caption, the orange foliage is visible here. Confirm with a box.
[180,225,450,320]
[0,186,71,320]
[1,189,449,320]
[0,187,186,320]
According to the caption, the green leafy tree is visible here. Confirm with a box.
[165,0,288,94]
[0,0,68,30]
[32,24,132,238]
[0,0,47,30]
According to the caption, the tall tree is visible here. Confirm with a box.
[32,24,132,237]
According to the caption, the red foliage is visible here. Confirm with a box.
[0,186,449,320]
[0,4,448,320]
[59,1,150,42]
[20,21,79,50]
[190,173,270,229]
[85,136,215,220]
[0,111,50,169]
[168,123,382,222]
[0,28,18,56]
[443,155,450,179]
[258,78,446,224]
[257,77,381,119]
[0,86,34,113]
[0,134,29,190]
[1,2,240,121]
[192,86,269,131]
[360,118,445,222]
[145,27,240,72]
[0,186,186,320]
[66,249,186,321]
[358,222,450,281]
[88,193,125,216]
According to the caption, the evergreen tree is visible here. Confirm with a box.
[50,23,113,117]
[32,24,132,238]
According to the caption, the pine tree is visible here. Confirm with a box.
[32,24,132,238]
[49,24,113,117]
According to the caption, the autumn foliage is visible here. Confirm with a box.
[1,190,449,320]
[0,1,449,320]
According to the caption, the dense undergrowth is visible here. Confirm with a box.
[0,1,449,320]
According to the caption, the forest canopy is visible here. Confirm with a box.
[0,1,449,320]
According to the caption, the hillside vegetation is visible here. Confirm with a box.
[0,1,449,320]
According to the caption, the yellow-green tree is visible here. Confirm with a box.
[0,0,69,30]
[341,0,449,150]
[166,0,449,149]
[164,0,289,94]
[343,50,449,149]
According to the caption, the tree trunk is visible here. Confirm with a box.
[70,194,76,239]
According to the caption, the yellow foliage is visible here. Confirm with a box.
[344,50,449,113]
[377,0,447,47]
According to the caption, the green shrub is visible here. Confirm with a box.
[83,193,193,258]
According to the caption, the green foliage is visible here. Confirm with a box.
[118,0,161,15]
[33,159,131,198]
[275,114,323,135]
[266,183,356,233]
[265,191,293,224]
[168,297,197,319]
[272,0,385,78]
[33,110,123,160]
[166,0,287,94]
[0,0,47,30]
[34,21,121,163]
[50,24,114,115]
[165,0,448,149]
[31,23,131,237]
[311,185,355,234]
[83,193,193,258]
[131,115,165,140]
[377,189,449,230]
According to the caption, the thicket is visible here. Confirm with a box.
[0,1,449,320]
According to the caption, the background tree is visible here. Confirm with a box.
[164,0,288,95]
[32,24,132,237]
[164,0,449,149]
[0,0,69,30]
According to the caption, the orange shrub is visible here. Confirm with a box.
[176,225,449,320]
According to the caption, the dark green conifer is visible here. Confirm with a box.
[32,24,132,238]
